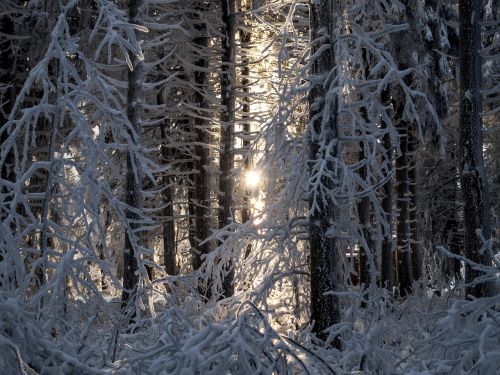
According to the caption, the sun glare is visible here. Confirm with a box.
[245,170,261,189]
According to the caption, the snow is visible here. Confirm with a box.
[0,0,498,374]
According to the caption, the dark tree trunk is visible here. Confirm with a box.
[458,0,494,298]
[357,49,372,290]
[240,17,252,225]
[158,102,176,275]
[97,208,112,291]
[219,0,236,297]
[443,190,462,282]
[239,1,253,259]
[308,0,340,344]
[408,125,422,282]
[381,127,394,291]
[395,121,412,297]
[0,16,15,192]
[0,15,16,241]
[391,1,425,297]
[191,2,213,273]
[357,147,371,288]
[424,0,461,285]
[122,0,144,306]
[161,126,176,276]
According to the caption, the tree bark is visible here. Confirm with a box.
[239,0,253,260]
[0,16,15,197]
[156,80,177,276]
[395,121,412,297]
[391,0,424,297]
[357,147,371,288]
[0,14,16,255]
[240,1,252,226]
[408,125,422,282]
[381,127,394,291]
[219,0,236,297]
[357,48,373,290]
[458,0,494,298]
[122,0,144,305]
[191,2,213,273]
[308,0,340,344]
[160,123,176,276]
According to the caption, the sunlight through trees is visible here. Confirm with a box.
[0,0,498,373]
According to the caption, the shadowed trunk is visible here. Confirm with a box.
[408,125,422,282]
[395,121,412,297]
[0,16,15,202]
[239,1,253,260]
[122,0,144,306]
[219,0,236,298]
[357,147,371,288]
[380,121,394,290]
[458,0,494,298]
[191,2,213,273]
[159,114,176,276]
[308,0,340,345]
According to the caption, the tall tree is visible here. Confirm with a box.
[0,14,15,218]
[380,121,394,290]
[395,119,412,296]
[408,125,422,281]
[239,5,252,227]
[191,2,213,274]
[421,0,461,286]
[458,0,494,298]
[160,119,176,276]
[357,145,371,289]
[308,0,340,343]
[122,0,145,305]
[239,0,254,262]
[219,0,236,297]
[391,1,426,296]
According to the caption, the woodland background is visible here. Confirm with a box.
[0,0,499,374]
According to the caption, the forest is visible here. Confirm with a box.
[0,0,499,374]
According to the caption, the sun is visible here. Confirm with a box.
[244,170,261,189]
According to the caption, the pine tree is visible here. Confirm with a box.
[308,0,340,343]
[219,0,237,297]
[191,1,214,274]
[458,0,494,298]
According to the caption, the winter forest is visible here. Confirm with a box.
[0,0,499,373]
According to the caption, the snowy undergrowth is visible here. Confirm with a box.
[111,272,498,374]
[1,273,498,374]
[320,287,499,375]
[0,291,108,374]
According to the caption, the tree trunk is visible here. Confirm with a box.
[408,125,422,282]
[0,16,15,201]
[395,120,412,297]
[97,208,112,292]
[381,134,394,290]
[308,0,340,344]
[458,0,494,298]
[239,1,253,260]
[161,124,176,276]
[158,91,176,275]
[392,1,424,297]
[191,2,213,273]
[0,15,16,280]
[240,1,252,226]
[357,147,371,288]
[357,49,373,290]
[219,0,236,297]
[122,0,144,305]
[443,189,462,282]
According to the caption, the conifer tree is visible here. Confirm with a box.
[458,0,494,298]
